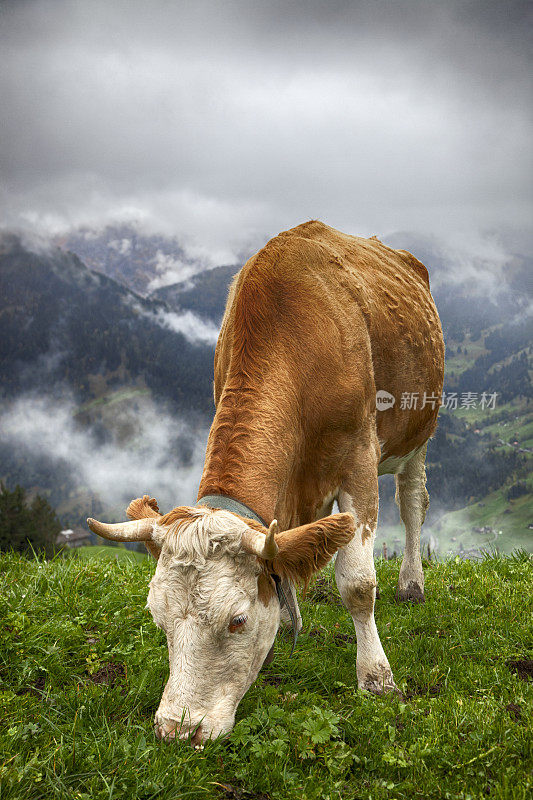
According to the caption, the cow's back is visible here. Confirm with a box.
[215,220,444,468]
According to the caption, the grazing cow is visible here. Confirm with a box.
[88,221,444,745]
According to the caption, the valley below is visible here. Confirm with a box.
[1,226,531,558]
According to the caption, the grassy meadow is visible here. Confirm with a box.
[377,483,533,559]
[1,550,532,800]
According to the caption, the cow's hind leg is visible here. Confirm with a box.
[335,443,397,694]
[395,443,429,603]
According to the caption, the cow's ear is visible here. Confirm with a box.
[126,495,162,560]
[268,513,356,586]
[144,541,162,561]
[126,495,160,520]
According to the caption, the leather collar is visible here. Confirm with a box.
[197,494,268,526]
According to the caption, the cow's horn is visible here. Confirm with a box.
[264,520,279,558]
[86,517,154,542]
[241,519,279,560]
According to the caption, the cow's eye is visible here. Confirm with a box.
[229,614,247,632]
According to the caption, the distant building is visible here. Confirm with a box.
[56,528,93,548]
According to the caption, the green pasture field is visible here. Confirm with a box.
[432,489,533,556]
[377,484,533,558]
[68,545,148,563]
[1,551,531,800]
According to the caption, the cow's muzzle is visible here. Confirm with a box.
[155,718,204,747]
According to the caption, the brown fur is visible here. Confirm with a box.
[126,495,161,520]
[124,222,443,580]
[264,512,356,587]
[144,541,162,561]
[126,496,162,560]
[234,509,355,588]
[157,505,200,528]
[198,221,444,529]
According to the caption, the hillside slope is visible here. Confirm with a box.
[151,263,237,323]
[0,233,214,411]
[58,224,204,295]
[377,321,532,556]
[1,229,531,550]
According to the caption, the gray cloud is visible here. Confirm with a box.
[0,391,209,516]
[1,0,531,261]
[151,308,220,345]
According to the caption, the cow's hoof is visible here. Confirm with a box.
[359,666,399,695]
[397,582,425,603]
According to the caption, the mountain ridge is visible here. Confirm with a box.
[1,228,531,555]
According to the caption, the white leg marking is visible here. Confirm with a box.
[378,443,425,476]
[335,491,397,694]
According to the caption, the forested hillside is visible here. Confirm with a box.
[1,228,531,555]
[151,264,237,323]
[0,233,214,410]
[0,234,214,525]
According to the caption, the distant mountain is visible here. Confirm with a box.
[150,264,238,323]
[1,229,531,552]
[58,225,239,323]
[57,224,206,295]
[0,233,214,412]
[59,224,533,342]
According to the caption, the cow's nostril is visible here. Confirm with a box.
[155,721,177,741]
[155,718,204,745]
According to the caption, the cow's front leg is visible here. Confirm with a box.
[336,458,397,694]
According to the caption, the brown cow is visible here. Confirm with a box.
[88,220,444,743]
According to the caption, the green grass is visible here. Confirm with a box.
[433,488,533,556]
[439,399,531,428]
[75,387,152,414]
[68,545,148,563]
[1,551,532,800]
[378,485,533,558]
[445,337,487,376]
[472,400,531,438]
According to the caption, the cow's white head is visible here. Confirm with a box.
[88,496,354,744]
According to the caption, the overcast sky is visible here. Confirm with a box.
[1,0,531,263]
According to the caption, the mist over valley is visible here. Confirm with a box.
[1,225,531,557]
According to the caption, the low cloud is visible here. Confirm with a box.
[0,392,209,518]
[108,238,132,256]
[384,228,533,301]
[147,250,204,292]
[126,295,220,344]
[152,308,219,345]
